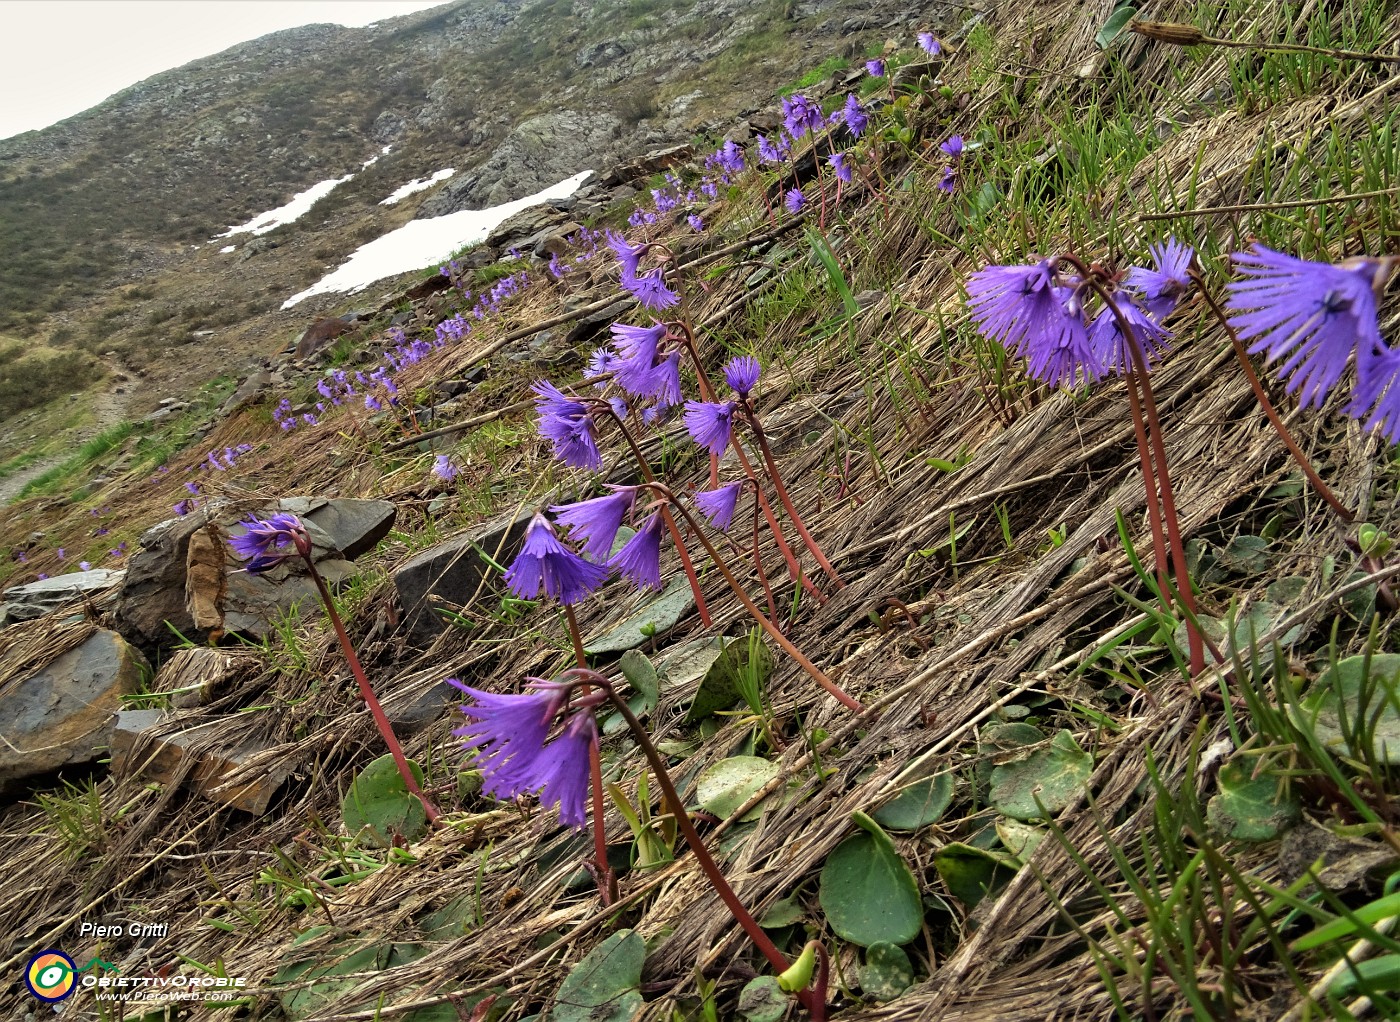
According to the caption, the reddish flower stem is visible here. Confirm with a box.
[672,324,826,604]
[1189,268,1354,522]
[1070,266,1207,678]
[751,488,782,627]
[564,604,617,906]
[741,403,845,587]
[597,681,822,1018]
[605,407,714,629]
[300,551,440,822]
[652,487,863,711]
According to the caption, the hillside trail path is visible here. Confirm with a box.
[0,356,137,505]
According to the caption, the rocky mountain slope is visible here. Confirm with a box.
[0,0,913,425]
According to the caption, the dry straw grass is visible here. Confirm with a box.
[2,0,1399,1019]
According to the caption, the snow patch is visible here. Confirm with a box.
[363,144,393,169]
[282,170,592,309]
[380,168,455,206]
[217,173,354,238]
[219,245,236,254]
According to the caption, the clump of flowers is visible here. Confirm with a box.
[1226,245,1398,437]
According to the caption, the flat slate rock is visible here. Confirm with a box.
[0,622,148,791]
[110,709,294,815]
[114,497,395,649]
[1,568,125,626]
[393,508,532,645]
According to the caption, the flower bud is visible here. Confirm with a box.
[1130,20,1207,46]
[777,941,819,993]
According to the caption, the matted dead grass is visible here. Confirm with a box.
[2,1,1399,1020]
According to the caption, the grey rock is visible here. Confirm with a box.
[416,108,612,216]
[2,569,125,626]
[110,708,294,815]
[530,220,584,259]
[598,143,695,187]
[564,299,633,346]
[220,369,274,414]
[114,497,395,649]
[393,508,532,644]
[0,623,148,790]
[483,203,573,252]
[285,496,397,559]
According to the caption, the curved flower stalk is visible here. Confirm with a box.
[453,668,829,1018]
[684,356,845,589]
[964,248,1209,677]
[227,513,439,821]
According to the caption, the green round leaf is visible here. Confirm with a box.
[696,756,779,821]
[738,976,787,1022]
[873,772,954,832]
[1298,654,1400,764]
[550,930,644,1022]
[989,729,1092,821]
[818,828,922,947]
[932,842,1019,907]
[1206,760,1300,841]
[342,755,428,847]
[995,818,1047,862]
[860,941,914,1001]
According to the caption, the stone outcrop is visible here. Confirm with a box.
[1,568,125,628]
[417,109,620,215]
[114,497,396,649]
[598,143,696,187]
[0,619,148,790]
[294,317,359,359]
[110,709,293,814]
[393,508,532,645]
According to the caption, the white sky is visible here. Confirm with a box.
[0,1,455,140]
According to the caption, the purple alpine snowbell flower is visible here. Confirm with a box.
[609,322,668,399]
[532,381,603,471]
[533,712,597,828]
[940,135,965,159]
[844,94,868,138]
[724,355,761,396]
[757,134,783,164]
[432,454,458,483]
[623,267,680,312]
[551,488,637,561]
[606,231,645,279]
[504,513,610,605]
[1225,245,1387,410]
[866,58,886,77]
[1087,296,1173,376]
[918,32,942,55]
[228,513,309,574]
[965,258,1101,389]
[694,481,744,532]
[684,400,737,456]
[829,151,853,184]
[608,511,666,590]
[1125,238,1194,322]
[687,214,704,232]
[782,93,825,139]
[79,561,91,571]
[785,187,806,214]
[450,678,596,827]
